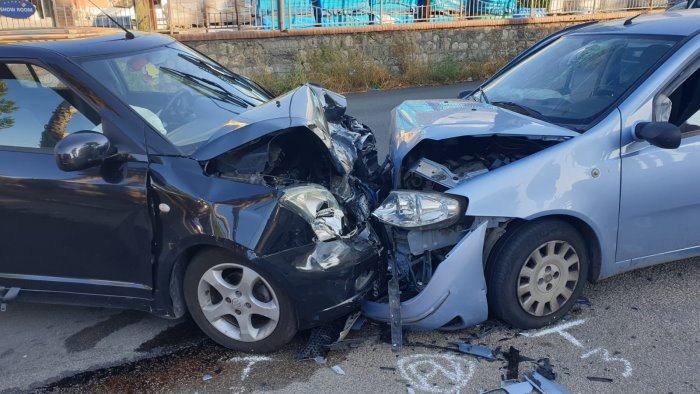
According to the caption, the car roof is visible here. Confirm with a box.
[572,9,700,37]
[0,28,175,58]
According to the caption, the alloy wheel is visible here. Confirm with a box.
[197,263,280,342]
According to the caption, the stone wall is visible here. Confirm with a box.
[176,12,645,78]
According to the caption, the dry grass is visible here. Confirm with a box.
[303,47,392,92]
[253,44,510,95]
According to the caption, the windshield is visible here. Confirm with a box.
[475,34,679,131]
[79,43,273,154]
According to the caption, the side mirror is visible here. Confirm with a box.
[54,131,116,172]
[458,90,474,99]
[634,122,681,149]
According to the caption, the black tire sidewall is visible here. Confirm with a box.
[183,249,297,352]
[486,219,590,329]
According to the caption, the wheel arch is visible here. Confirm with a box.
[162,239,251,319]
[489,214,602,284]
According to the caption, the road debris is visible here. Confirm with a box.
[202,374,212,381]
[575,296,592,306]
[535,358,556,380]
[524,371,571,394]
[480,380,534,394]
[331,365,346,375]
[296,321,344,360]
[462,322,499,340]
[587,376,613,383]
[450,342,497,361]
[501,346,533,381]
[314,356,327,365]
[338,311,362,342]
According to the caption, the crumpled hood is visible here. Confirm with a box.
[390,99,579,181]
[192,84,379,182]
[191,84,346,164]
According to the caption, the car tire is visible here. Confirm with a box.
[485,219,589,329]
[183,249,297,352]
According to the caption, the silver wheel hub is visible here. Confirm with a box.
[197,263,280,342]
[517,240,580,317]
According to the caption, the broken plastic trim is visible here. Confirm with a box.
[481,381,534,394]
[524,371,572,394]
[450,342,496,361]
[362,222,488,330]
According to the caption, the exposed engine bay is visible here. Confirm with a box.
[400,136,560,191]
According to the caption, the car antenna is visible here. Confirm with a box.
[86,0,135,39]
[623,12,645,26]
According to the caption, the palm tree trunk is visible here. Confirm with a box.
[41,100,76,148]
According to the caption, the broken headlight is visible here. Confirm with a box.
[372,191,464,229]
[280,185,345,241]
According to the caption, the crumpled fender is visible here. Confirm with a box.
[362,222,488,330]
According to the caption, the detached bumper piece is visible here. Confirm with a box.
[362,222,488,331]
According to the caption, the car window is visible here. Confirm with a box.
[0,63,101,150]
[79,43,272,155]
[478,35,678,131]
[669,68,700,134]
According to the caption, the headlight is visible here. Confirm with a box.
[280,185,340,222]
[372,191,463,229]
[280,185,345,241]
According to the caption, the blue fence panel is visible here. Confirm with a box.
[257,0,518,28]
[513,6,547,16]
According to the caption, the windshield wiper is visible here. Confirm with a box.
[160,66,250,108]
[491,101,546,121]
[177,53,267,104]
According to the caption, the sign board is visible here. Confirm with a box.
[0,0,36,19]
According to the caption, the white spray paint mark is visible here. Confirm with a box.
[397,354,475,394]
[581,348,633,378]
[520,319,587,348]
[229,355,272,381]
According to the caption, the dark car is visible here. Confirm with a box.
[0,28,383,352]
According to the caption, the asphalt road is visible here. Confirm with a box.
[2,82,700,394]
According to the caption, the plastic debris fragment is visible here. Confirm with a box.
[587,376,613,383]
[450,342,496,361]
[480,381,534,394]
[524,371,572,394]
[576,296,592,306]
[535,358,556,380]
[331,365,346,375]
[338,311,362,342]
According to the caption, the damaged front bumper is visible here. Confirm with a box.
[260,225,380,330]
[362,222,488,330]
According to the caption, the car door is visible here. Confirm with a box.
[617,53,700,266]
[0,60,153,298]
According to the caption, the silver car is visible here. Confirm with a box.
[364,10,700,332]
